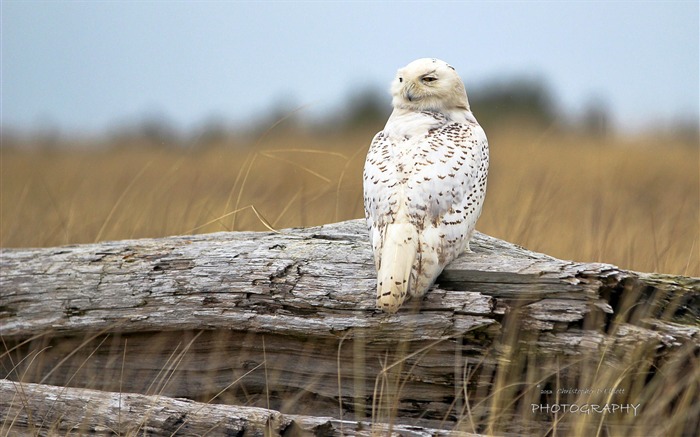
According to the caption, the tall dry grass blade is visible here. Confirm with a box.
[1,181,31,245]
[262,335,270,411]
[224,150,255,227]
[37,328,113,385]
[650,212,660,273]
[378,335,452,375]
[4,348,51,388]
[38,334,110,433]
[2,334,27,376]
[1,345,55,437]
[352,335,367,424]
[262,148,348,159]
[2,347,52,410]
[258,151,333,184]
[262,335,273,437]
[591,364,637,437]
[231,153,258,231]
[335,143,367,222]
[451,353,489,433]
[684,235,697,277]
[37,176,70,244]
[336,332,349,425]
[94,160,152,243]
[272,188,302,227]
[253,104,316,147]
[229,103,314,231]
[371,351,388,434]
[170,361,265,436]
[118,338,126,435]
[460,364,477,433]
[2,383,27,437]
[130,331,204,436]
[188,204,279,234]
[156,330,204,397]
[145,340,182,396]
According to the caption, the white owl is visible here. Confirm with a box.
[363,58,489,313]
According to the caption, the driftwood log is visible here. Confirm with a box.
[1,219,698,436]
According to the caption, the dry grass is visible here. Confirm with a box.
[1,126,698,276]
[1,124,698,435]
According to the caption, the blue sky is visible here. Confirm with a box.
[2,1,698,135]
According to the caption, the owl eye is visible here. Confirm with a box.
[422,76,437,83]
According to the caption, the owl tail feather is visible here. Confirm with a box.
[376,223,418,313]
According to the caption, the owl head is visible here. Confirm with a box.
[391,58,470,112]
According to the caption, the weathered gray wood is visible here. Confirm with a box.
[0,380,482,436]
[2,219,695,338]
[1,219,698,435]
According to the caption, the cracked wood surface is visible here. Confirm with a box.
[1,380,483,437]
[1,219,698,435]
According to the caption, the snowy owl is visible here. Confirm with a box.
[363,58,489,313]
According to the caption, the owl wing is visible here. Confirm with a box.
[404,120,488,293]
[363,117,488,304]
[363,130,396,272]
[408,120,488,239]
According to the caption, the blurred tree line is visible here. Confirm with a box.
[3,77,698,149]
[337,78,616,138]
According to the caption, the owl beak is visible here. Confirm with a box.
[405,89,415,102]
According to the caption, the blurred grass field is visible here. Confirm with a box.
[1,126,698,277]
